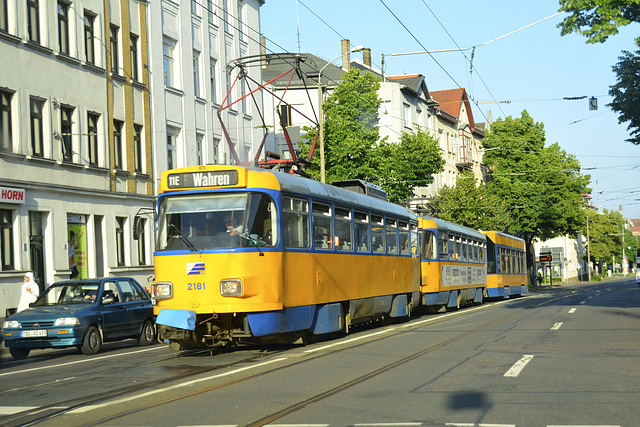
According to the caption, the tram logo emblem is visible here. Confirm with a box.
[186,262,205,275]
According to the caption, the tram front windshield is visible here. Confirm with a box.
[156,192,277,251]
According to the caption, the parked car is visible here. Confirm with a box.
[3,277,155,360]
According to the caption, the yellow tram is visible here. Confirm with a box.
[483,231,527,298]
[418,217,487,310]
[148,165,420,349]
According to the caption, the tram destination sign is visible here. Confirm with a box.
[167,170,239,189]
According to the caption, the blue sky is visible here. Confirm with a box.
[259,0,640,220]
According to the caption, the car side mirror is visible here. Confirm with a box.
[102,296,115,305]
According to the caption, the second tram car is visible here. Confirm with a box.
[149,165,420,350]
[418,217,487,311]
[483,231,527,298]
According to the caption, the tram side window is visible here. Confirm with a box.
[371,215,385,253]
[462,238,468,262]
[354,211,370,252]
[479,242,486,264]
[486,239,495,273]
[283,197,309,249]
[335,207,353,251]
[399,221,410,255]
[386,217,398,254]
[420,230,437,260]
[410,222,418,256]
[312,202,333,250]
[439,232,448,260]
[500,248,507,273]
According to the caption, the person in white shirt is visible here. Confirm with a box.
[18,272,40,312]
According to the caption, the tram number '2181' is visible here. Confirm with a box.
[188,283,205,290]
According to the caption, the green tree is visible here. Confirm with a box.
[374,128,445,203]
[582,208,625,274]
[434,170,509,231]
[558,0,640,145]
[558,0,640,44]
[299,68,444,203]
[609,49,640,145]
[482,110,591,278]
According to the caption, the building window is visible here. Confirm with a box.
[163,41,175,87]
[210,59,217,103]
[110,24,119,74]
[1,0,8,32]
[196,133,203,165]
[130,34,139,81]
[222,0,229,33]
[88,112,99,166]
[0,89,12,151]
[30,97,44,157]
[84,12,95,65]
[137,217,146,265]
[116,217,126,266]
[58,1,69,55]
[402,103,410,128]
[279,105,292,127]
[27,0,40,44]
[113,120,123,169]
[191,0,199,16]
[0,209,14,270]
[225,67,232,103]
[212,137,219,164]
[207,0,215,24]
[167,132,177,170]
[134,124,143,172]
[193,52,201,97]
[237,1,245,42]
[240,79,247,113]
[61,106,74,162]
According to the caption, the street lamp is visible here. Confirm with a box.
[317,45,365,183]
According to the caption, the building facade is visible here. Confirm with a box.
[0,0,154,319]
[147,0,264,189]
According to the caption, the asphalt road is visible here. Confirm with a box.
[1,277,638,427]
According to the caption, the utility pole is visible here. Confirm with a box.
[587,214,591,281]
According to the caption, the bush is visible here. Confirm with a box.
[591,275,602,281]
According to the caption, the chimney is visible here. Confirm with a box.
[341,39,350,71]
[363,48,371,67]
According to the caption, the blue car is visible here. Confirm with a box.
[3,277,155,360]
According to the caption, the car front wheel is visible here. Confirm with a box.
[10,347,30,360]
[138,320,155,346]
[81,326,102,355]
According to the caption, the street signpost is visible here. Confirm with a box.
[539,252,553,285]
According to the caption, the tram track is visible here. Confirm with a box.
[0,347,286,427]
[54,299,536,427]
[2,290,575,427]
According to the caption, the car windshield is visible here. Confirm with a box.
[33,283,100,306]
[156,192,277,251]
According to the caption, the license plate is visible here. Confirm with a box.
[21,330,47,337]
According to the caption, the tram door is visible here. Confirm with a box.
[29,212,46,291]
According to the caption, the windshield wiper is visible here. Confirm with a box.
[168,223,198,252]
[239,232,264,257]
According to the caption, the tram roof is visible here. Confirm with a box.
[419,216,485,240]
[271,170,416,219]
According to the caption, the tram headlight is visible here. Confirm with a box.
[220,279,243,297]
[152,282,173,299]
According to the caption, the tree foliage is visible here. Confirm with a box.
[434,170,509,231]
[299,68,444,203]
[558,0,640,44]
[482,110,591,272]
[375,128,445,203]
[581,208,626,270]
[609,49,640,145]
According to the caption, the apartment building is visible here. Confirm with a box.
[147,0,265,187]
[0,0,154,318]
